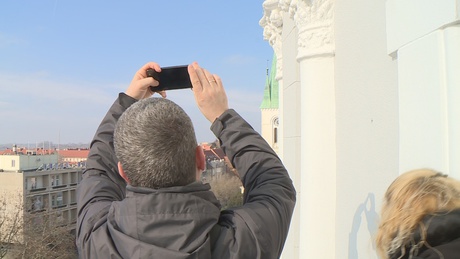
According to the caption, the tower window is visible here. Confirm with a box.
[273,117,279,145]
[274,128,278,144]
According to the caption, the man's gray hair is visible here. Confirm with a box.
[114,97,198,188]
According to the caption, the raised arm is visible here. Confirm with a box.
[76,62,163,254]
[211,109,295,257]
[188,63,296,258]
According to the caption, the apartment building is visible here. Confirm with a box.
[0,151,83,243]
[0,151,58,173]
[200,143,236,182]
[0,146,89,170]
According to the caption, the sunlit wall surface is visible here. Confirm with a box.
[260,0,459,258]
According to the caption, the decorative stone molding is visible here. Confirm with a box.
[260,0,335,63]
[295,0,335,60]
[260,1,284,79]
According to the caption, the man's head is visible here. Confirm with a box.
[114,97,204,188]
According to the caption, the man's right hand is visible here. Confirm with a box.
[126,62,166,100]
[188,62,229,123]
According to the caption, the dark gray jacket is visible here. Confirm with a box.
[76,93,296,259]
[390,209,460,259]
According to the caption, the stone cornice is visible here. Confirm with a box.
[260,0,335,66]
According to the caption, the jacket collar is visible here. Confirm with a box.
[125,181,222,209]
[126,181,212,194]
[390,209,460,259]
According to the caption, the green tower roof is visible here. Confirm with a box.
[260,54,279,109]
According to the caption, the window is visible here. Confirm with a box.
[31,196,43,211]
[57,192,63,206]
[51,192,63,207]
[273,117,279,145]
[11,159,16,167]
[56,211,64,224]
[51,174,60,186]
[274,128,278,144]
[30,177,37,189]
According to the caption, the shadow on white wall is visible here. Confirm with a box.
[348,193,380,259]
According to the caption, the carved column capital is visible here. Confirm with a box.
[260,0,335,63]
[294,0,335,60]
[260,1,284,79]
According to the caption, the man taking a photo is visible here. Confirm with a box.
[76,61,296,258]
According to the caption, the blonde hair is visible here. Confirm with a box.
[376,169,460,259]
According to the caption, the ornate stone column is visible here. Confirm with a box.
[260,0,284,80]
[261,1,336,258]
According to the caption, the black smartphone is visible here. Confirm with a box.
[147,65,192,91]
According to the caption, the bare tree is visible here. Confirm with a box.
[0,192,23,258]
[13,212,77,259]
[0,192,77,259]
[209,174,244,210]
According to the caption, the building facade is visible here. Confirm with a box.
[259,0,460,258]
[0,152,83,244]
[201,143,235,182]
[1,169,82,226]
[0,147,89,171]
[260,55,280,154]
[0,153,58,172]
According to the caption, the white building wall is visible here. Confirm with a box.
[0,172,24,243]
[0,156,20,171]
[0,154,58,172]
[446,26,460,178]
[334,0,399,258]
[280,13,301,259]
[0,172,24,192]
[386,0,459,56]
[387,0,460,179]
[261,1,459,258]
[19,154,59,171]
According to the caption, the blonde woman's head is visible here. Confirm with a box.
[376,169,460,258]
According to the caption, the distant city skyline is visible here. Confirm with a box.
[0,139,219,150]
[0,1,273,144]
[0,141,88,150]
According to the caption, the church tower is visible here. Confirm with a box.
[260,54,279,154]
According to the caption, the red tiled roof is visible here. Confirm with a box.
[0,150,16,155]
[212,148,225,159]
[0,148,56,155]
[203,148,226,160]
[0,147,89,158]
[201,143,213,151]
[58,149,90,159]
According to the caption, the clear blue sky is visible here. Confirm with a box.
[0,1,273,145]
